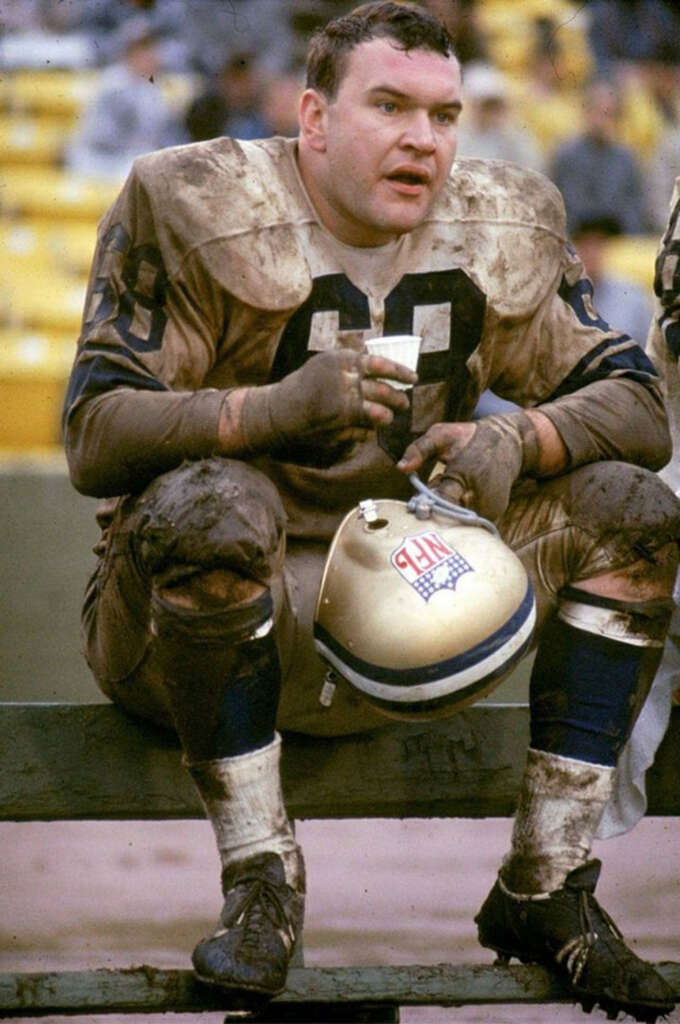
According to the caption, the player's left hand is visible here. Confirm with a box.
[396,413,538,523]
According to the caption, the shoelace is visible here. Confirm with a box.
[556,888,625,985]
[225,874,295,955]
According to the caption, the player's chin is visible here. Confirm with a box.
[382,197,433,234]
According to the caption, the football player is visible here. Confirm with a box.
[648,176,680,705]
[649,176,680,499]
[63,2,679,1018]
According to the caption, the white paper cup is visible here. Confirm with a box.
[365,334,422,389]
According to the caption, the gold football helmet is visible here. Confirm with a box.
[313,480,535,721]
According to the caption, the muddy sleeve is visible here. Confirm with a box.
[537,376,671,473]
[63,162,230,497]
[482,239,670,472]
[65,387,226,497]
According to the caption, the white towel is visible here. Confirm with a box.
[597,577,680,838]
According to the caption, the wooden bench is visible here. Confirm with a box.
[1,700,679,1021]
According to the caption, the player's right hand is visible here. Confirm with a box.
[240,348,417,464]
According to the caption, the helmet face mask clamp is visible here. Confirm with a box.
[313,488,536,722]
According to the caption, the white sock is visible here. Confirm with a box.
[186,733,302,888]
[502,747,614,895]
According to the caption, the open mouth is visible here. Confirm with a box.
[387,170,429,187]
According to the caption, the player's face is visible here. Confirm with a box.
[303,38,462,247]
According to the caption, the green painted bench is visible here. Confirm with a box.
[1,701,679,1021]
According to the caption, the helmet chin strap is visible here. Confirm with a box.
[407,473,500,537]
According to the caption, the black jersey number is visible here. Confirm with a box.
[270,268,485,460]
[85,223,168,353]
[270,268,485,423]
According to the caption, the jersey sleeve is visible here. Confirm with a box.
[485,240,661,407]
[482,239,669,472]
[64,158,228,420]
[63,158,229,496]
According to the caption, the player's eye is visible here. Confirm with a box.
[378,100,398,114]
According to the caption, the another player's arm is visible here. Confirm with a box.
[652,178,680,363]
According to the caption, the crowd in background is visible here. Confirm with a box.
[2,0,680,344]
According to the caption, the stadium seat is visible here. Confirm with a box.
[0,69,96,123]
[0,116,65,166]
[478,0,592,82]
[0,266,86,333]
[0,167,119,220]
[0,328,74,449]
[603,235,660,292]
[0,219,97,278]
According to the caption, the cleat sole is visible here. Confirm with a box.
[193,969,285,1012]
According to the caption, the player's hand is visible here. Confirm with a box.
[241,348,417,464]
[397,413,538,523]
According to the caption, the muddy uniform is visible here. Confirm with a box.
[649,175,680,493]
[64,136,679,735]
[646,172,680,717]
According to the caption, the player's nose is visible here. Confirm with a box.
[401,109,437,152]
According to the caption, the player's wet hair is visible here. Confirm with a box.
[306,1,455,99]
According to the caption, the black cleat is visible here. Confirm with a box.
[475,859,676,1023]
[192,849,305,1012]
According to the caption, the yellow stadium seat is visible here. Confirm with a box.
[603,235,660,292]
[0,69,97,122]
[0,219,97,277]
[619,84,665,161]
[506,79,582,156]
[0,267,86,333]
[0,167,119,220]
[478,0,593,82]
[0,328,74,449]
[0,116,65,166]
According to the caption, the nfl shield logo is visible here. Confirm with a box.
[390,531,473,602]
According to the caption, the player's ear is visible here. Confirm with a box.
[298,88,328,152]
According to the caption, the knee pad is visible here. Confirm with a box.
[134,456,286,586]
[566,462,680,565]
[530,590,673,765]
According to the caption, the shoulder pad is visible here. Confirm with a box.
[132,137,312,310]
[445,158,566,237]
[432,158,568,315]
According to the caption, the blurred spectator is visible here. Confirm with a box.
[0,0,43,33]
[261,72,302,138]
[185,50,269,142]
[422,0,488,66]
[646,126,680,234]
[607,42,680,168]
[512,16,588,158]
[0,1,296,74]
[571,216,653,346]
[184,90,227,145]
[64,17,183,180]
[2,0,181,68]
[456,63,544,172]
[586,0,680,76]
[548,79,648,235]
[179,0,296,77]
[0,0,96,68]
[185,65,302,144]
[219,52,269,140]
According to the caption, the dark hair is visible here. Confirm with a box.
[305,1,455,98]
[571,215,623,240]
